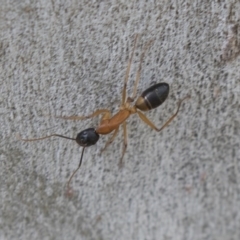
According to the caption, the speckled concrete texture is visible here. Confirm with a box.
[1,1,240,240]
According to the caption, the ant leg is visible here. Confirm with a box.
[54,109,111,121]
[122,34,139,105]
[100,127,119,154]
[100,110,111,121]
[136,96,190,132]
[119,121,127,168]
[130,39,154,101]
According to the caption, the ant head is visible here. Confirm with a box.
[76,128,99,147]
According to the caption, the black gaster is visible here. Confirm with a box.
[142,83,169,109]
[76,128,99,147]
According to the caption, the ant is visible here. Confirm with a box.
[19,34,189,191]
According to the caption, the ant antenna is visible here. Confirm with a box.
[18,128,99,195]
[17,134,76,142]
[17,133,88,191]
[67,147,85,190]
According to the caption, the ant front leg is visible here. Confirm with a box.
[100,127,119,154]
[54,109,111,121]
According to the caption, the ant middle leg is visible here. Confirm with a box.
[118,121,128,168]
[122,34,139,105]
[136,96,190,132]
[129,39,154,102]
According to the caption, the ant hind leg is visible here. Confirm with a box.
[136,96,190,132]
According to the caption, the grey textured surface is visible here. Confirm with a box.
[1,1,240,240]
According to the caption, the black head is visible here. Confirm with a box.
[76,128,99,147]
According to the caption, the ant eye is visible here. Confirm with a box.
[76,128,99,147]
[79,133,87,144]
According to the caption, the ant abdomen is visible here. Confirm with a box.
[135,82,169,111]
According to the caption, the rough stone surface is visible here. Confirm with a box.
[1,1,240,239]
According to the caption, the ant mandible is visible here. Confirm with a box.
[19,34,189,190]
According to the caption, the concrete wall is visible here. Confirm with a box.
[1,1,240,239]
